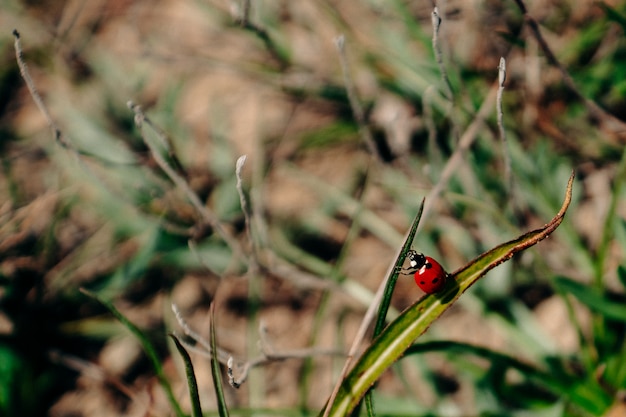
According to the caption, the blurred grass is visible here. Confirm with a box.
[1,1,626,416]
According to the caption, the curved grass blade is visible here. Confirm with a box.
[408,340,548,375]
[362,200,425,416]
[324,171,575,417]
[80,289,185,417]
[210,303,230,417]
[554,276,626,322]
[169,334,203,417]
[406,341,611,415]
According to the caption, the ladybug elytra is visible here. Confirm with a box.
[405,250,448,294]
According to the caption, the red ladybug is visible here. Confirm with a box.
[405,250,448,294]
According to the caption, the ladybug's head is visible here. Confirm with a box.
[406,250,426,269]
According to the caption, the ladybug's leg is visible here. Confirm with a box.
[397,265,418,275]
[396,250,425,275]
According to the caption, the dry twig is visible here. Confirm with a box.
[127,101,244,262]
[432,7,453,100]
[512,0,626,136]
[497,57,513,196]
[171,304,344,389]
[334,35,381,161]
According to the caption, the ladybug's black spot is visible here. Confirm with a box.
[425,263,433,269]
[431,277,440,284]
[420,280,426,285]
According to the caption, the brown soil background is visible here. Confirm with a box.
[1,1,625,416]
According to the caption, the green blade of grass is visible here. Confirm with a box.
[618,265,626,289]
[373,198,425,337]
[210,303,230,417]
[169,334,203,417]
[362,200,424,417]
[323,171,574,417]
[406,341,612,414]
[80,289,185,417]
[554,276,626,322]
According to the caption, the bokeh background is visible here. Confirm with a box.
[1,1,626,416]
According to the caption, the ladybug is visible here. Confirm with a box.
[405,250,448,294]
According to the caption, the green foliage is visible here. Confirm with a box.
[81,289,185,417]
[210,304,230,417]
[170,334,203,417]
[324,174,573,417]
[3,1,626,417]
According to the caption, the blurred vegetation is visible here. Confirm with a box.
[1,1,626,416]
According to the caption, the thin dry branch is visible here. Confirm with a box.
[227,324,345,388]
[512,0,626,135]
[497,57,513,195]
[13,30,71,149]
[419,83,499,229]
[127,101,244,262]
[13,30,193,237]
[171,303,231,363]
[171,304,344,389]
[235,155,259,272]
[334,35,381,161]
[432,7,453,100]
[230,0,287,69]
